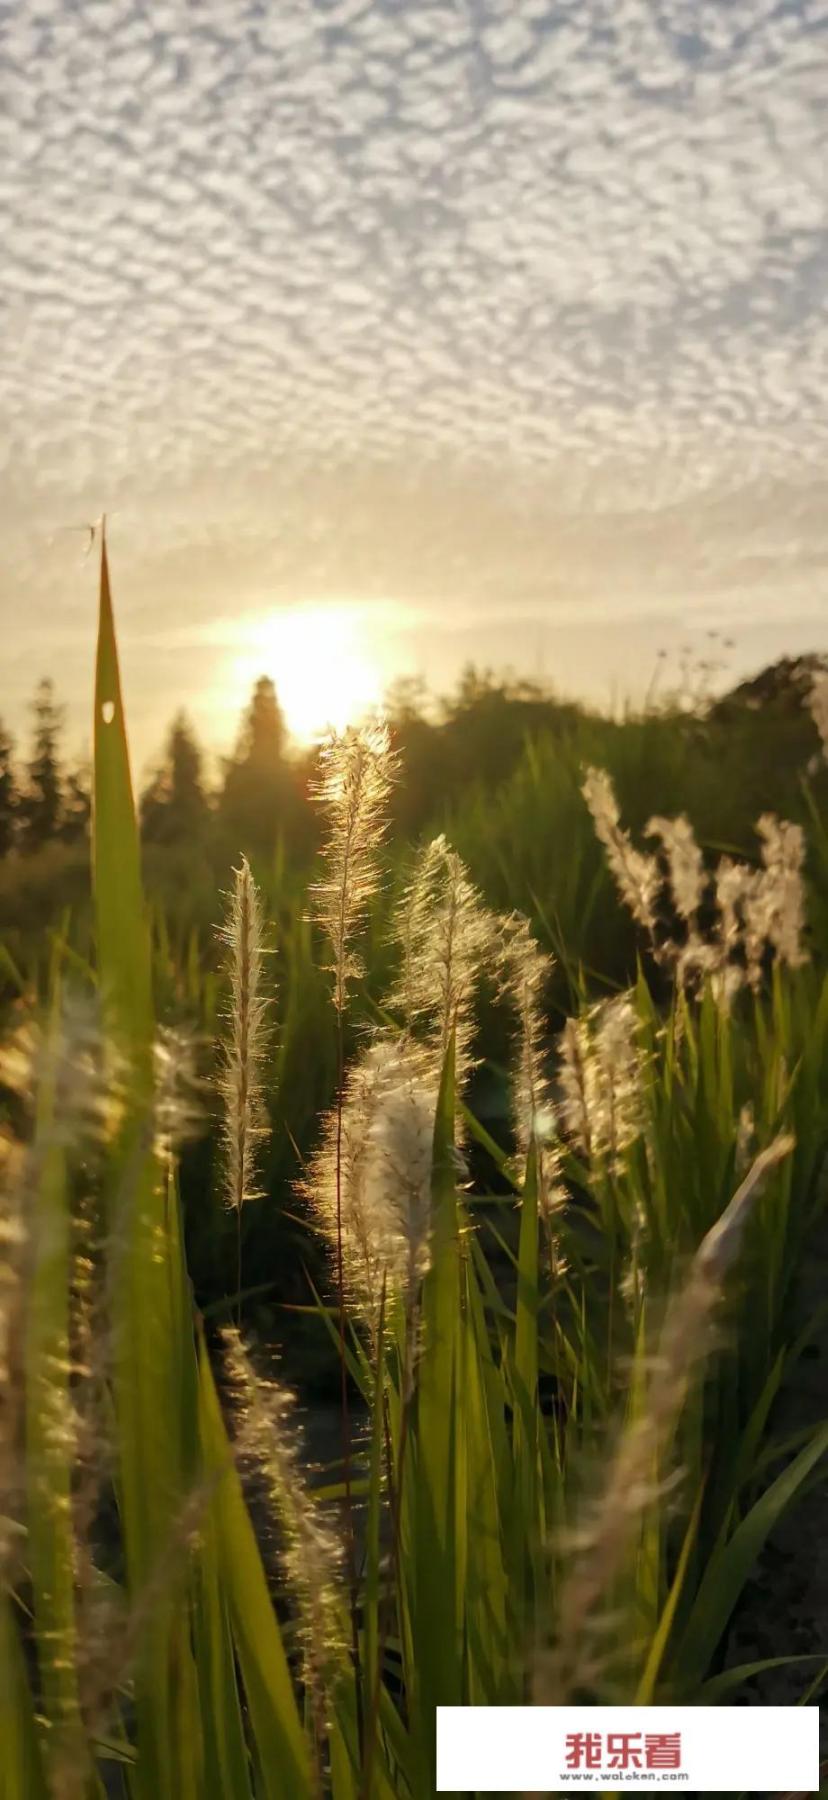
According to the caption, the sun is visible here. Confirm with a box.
[234,603,386,743]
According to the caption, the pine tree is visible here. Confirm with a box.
[140,712,210,847]
[0,720,17,856]
[219,677,297,861]
[20,679,63,851]
[235,676,287,767]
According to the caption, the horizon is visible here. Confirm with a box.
[5,612,826,791]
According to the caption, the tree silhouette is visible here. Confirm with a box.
[236,676,286,763]
[60,760,92,844]
[219,676,298,861]
[20,680,64,852]
[140,713,210,847]
[0,721,17,856]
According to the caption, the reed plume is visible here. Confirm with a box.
[715,855,751,957]
[752,814,808,975]
[683,814,807,998]
[390,833,495,1091]
[305,1034,436,1337]
[0,995,118,1794]
[310,724,394,1742]
[498,913,565,1224]
[646,812,705,924]
[582,767,660,938]
[586,769,810,1001]
[0,994,116,1146]
[558,994,644,1173]
[311,724,395,1016]
[217,858,271,1215]
[223,1330,345,1719]
[153,1025,203,1168]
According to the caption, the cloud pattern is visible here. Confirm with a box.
[1,0,827,731]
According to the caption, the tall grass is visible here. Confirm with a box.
[1,537,826,1798]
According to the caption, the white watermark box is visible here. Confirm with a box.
[436,1704,819,1792]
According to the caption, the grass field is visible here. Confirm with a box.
[1,536,827,1798]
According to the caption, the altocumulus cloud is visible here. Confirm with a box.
[1,0,827,737]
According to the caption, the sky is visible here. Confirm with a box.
[2,0,827,770]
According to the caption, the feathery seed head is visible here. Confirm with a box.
[305,1034,437,1331]
[222,1330,345,1701]
[715,857,750,956]
[498,913,566,1219]
[389,834,496,1091]
[753,813,808,974]
[217,857,272,1211]
[696,1131,794,1282]
[584,776,811,1003]
[1,995,118,1150]
[558,995,644,1172]
[646,813,706,922]
[0,1016,37,1101]
[311,723,395,1015]
[153,1027,204,1165]
[582,767,660,935]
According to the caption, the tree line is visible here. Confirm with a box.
[0,665,582,870]
[0,680,91,855]
[0,674,314,866]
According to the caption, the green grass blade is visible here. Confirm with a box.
[411,1033,461,1783]
[0,1597,49,1800]
[675,1422,828,1687]
[514,1144,540,1420]
[513,1147,539,1475]
[635,1483,703,1703]
[696,1654,827,1703]
[361,1291,387,1799]
[192,1542,252,1800]
[93,527,153,1064]
[93,529,192,1792]
[462,1267,510,1703]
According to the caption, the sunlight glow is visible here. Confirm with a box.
[234,603,386,743]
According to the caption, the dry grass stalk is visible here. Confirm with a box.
[217,857,271,1214]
